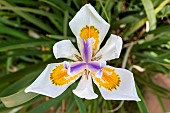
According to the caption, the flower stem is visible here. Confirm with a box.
[122,42,134,68]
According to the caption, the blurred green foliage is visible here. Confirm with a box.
[0,0,170,113]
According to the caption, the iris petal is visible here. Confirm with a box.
[69,4,110,52]
[73,75,98,99]
[93,66,140,101]
[25,63,80,98]
[95,35,123,61]
[53,40,80,61]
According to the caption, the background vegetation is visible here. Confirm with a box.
[0,0,170,113]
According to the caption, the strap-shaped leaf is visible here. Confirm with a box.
[0,89,38,108]
[141,0,156,30]
[136,85,149,113]
[74,95,87,113]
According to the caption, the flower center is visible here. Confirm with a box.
[80,25,99,51]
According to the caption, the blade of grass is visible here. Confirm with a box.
[66,95,76,113]
[112,15,140,29]
[73,0,80,9]
[5,0,41,6]
[136,85,149,113]
[0,95,44,112]
[154,0,170,14]
[74,95,87,113]
[0,0,56,34]
[46,35,74,40]
[0,89,38,108]
[0,23,30,39]
[98,0,110,23]
[122,0,169,37]
[141,0,156,30]
[63,0,71,36]
[49,17,63,33]
[135,75,170,96]
[0,7,59,20]
[49,0,76,16]
[0,39,55,52]
[146,25,170,35]
[0,59,53,87]
[0,49,50,60]
[6,52,12,75]
[0,18,20,27]
[40,0,62,12]
[157,96,167,112]
[27,89,71,113]
[0,65,44,96]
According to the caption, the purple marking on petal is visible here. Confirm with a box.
[88,62,101,73]
[82,38,93,63]
[88,61,106,73]
[63,61,69,69]
[88,63,101,70]
[83,40,89,63]
[70,62,86,73]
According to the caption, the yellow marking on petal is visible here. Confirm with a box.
[93,67,121,91]
[50,64,79,86]
[80,25,99,51]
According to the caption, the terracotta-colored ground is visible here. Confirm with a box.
[144,73,170,113]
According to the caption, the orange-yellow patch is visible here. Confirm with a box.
[50,64,79,86]
[80,25,99,51]
[93,67,121,90]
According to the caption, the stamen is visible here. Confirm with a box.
[50,64,79,86]
[84,69,90,79]
[93,67,121,90]
[80,25,99,51]
[92,55,102,61]
[74,54,83,61]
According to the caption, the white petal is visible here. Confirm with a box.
[25,63,78,98]
[69,4,110,47]
[73,75,98,99]
[93,66,140,101]
[53,40,80,61]
[95,34,123,61]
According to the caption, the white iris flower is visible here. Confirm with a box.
[25,4,140,101]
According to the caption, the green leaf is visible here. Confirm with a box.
[74,95,87,113]
[0,6,61,21]
[136,75,170,96]
[66,95,76,113]
[122,0,169,37]
[0,60,51,87]
[0,89,38,108]
[27,89,71,113]
[157,96,167,112]
[0,49,50,60]
[141,0,156,30]
[49,0,76,16]
[0,23,30,39]
[99,0,110,23]
[147,25,170,35]
[136,85,149,113]
[0,0,56,34]
[0,39,55,52]
[0,67,43,96]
